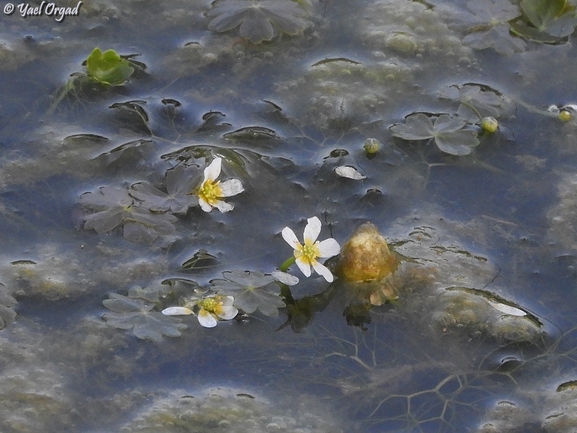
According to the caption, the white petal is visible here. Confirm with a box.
[317,238,341,258]
[220,179,244,197]
[215,200,234,212]
[198,310,218,328]
[335,165,366,180]
[488,300,526,317]
[204,157,222,182]
[162,306,194,316]
[295,257,312,277]
[282,227,301,249]
[199,197,213,212]
[272,271,299,286]
[304,216,321,243]
[217,305,238,320]
[312,261,334,282]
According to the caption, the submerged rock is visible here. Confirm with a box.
[338,222,398,283]
[119,387,347,433]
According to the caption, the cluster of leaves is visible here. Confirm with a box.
[210,270,285,316]
[206,0,311,43]
[511,0,577,43]
[461,0,577,55]
[102,286,187,342]
[79,186,179,243]
[390,83,514,156]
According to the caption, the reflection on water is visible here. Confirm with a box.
[2,0,577,431]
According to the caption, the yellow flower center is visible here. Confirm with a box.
[295,239,321,265]
[197,179,223,205]
[198,296,224,314]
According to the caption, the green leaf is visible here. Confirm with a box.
[86,48,135,86]
[516,0,577,39]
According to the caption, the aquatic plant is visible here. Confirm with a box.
[79,186,177,243]
[86,48,135,86]
[390,113,480,156]
[510,0,577,43]
[196,157,244,213]
[102,293,187,342]
[162,293,238,328]
[461,0,526,55]
[281,216,341,282]
[438,83,516,123]
[206,0,311,43]
[210,270,285,316]
[130,165,200,214]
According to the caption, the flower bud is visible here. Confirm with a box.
[481,116,498,133]
[363,138,380,155]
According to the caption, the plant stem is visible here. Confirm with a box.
[280,256,295,272]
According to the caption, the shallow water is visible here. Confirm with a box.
[2,0,577,432]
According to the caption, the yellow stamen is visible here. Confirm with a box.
[198,179,223,206]
[295,239,321,265]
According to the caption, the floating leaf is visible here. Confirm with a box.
[130,165,201,214]
[463,24,526,55]
[206,0,310,43]
[390,113,479,156]
[210,270,285,316]
[461,0,526,54]
[79,187,177,243]
[519,0,577,37]
[223,126,281,144]
[465,0,521,23]
[102,293,186,342]
[86,48,135,86]
[438,84,516,123]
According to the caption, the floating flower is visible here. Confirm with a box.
[196,157,244,212]
[281,216,341,282]
[162,294,238,328]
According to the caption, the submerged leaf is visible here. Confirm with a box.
[206,0,310,43]
[80,187,177,243]
[210,270,285,316]
[102,293,186,341]
[130,165,201,214]
[390,113,480,156]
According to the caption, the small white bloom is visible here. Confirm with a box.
[161,295,238,328]
[281,216,341,282]
[197,295,238,328]
[196,157,244,212]
[335,165,366,180]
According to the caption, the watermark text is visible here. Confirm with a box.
[4,1,83,22]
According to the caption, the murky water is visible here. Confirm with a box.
[2,0,577,431]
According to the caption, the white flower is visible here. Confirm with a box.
[162,295,238,328]
[196,157,244,212]
[281,216,341,282]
